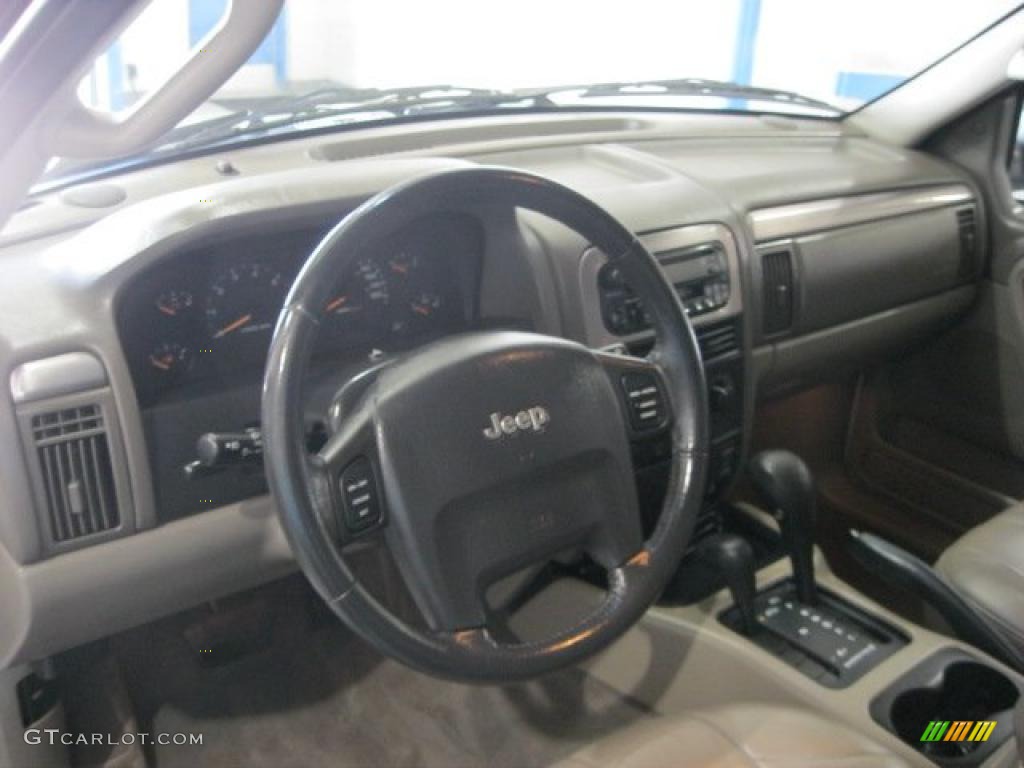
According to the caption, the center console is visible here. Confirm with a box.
[870,648,1022,767]
[580,222,747,558]
[720,578,909,687]
[704,451,910,688]
[706,448,1023,764]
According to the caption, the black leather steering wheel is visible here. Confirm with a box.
[262,167,709,682]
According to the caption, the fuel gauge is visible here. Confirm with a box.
[392,290,446,336]
[410,291,443,319]
[147,341,193,379]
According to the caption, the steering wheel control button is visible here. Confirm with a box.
[339,457,380,533]
[621,372,667,433]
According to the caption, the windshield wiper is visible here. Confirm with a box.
[518,78,843,116]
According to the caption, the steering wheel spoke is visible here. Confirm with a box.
[315,404,388,544]
[595,347,674,441]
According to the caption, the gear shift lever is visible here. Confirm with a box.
[698,533,758,635]
[749,450,817,605]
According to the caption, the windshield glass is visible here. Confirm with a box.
[44,0,1022,185]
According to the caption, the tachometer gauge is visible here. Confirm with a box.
[155,289,194,318]
[147,341,193,378]
[322,259,389,341]
[205,262,287,367]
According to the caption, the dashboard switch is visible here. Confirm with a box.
[339,458,381,533]
[196,428,263,467]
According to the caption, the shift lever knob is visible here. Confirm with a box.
[698,533,758,635]
[749,450,818,605]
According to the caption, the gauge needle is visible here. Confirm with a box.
[411,303,432,317]
[157,303,176,317]
[325,295,348,313]
[150,355,172,371]
[389,261,409,275]
[213,313,253,339]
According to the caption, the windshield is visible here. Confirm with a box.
[44,0,1023,186]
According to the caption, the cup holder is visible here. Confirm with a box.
[871,649,1021,768]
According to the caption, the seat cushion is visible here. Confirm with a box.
[555,703,907,768]
[936,504,1024,648]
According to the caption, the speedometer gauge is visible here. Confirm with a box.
[205,262,287,369]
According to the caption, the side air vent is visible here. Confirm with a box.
[13,355,133,555]
[955,206,978,278]
[30,405,120,543]
[761,247,795,336]
[696,320,740,360]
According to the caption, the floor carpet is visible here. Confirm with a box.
[98,578,649,768]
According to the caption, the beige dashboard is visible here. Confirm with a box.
[0,110,982,668]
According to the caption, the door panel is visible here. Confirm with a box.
[838,91,1024,558]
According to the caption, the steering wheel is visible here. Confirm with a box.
[262,167,709,682]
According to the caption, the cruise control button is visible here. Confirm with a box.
[620,372,667,432]
[339,457,381,533]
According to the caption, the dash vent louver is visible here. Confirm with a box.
[696,320,740,360]
[761,247,795,335]
[30,404,120,542]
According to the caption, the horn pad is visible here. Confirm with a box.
[370,331,642,630]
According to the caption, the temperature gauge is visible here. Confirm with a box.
[155,290,194,318]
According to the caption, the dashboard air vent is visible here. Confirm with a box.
[696,320,740,360]
[955,206,978,278]
[30,405,120,542]
[761,247,795,335]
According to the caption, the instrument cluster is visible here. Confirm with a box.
[119,213,483,404]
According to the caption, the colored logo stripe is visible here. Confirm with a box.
[968,721,997,742]
[944,721,972,741]
[920,721,949,742]
[920,720,996,742]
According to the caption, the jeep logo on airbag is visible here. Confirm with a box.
[483,406,550,440]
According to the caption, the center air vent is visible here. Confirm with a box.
[696,320,740,360]
[955,206,978,278]
[761,247,795,335]
[30,405,120,543]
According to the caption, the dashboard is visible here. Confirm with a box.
[117,212,484,405]
[0,111,987,670]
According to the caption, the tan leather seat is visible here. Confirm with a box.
[555,704,907,768]
[936,503,1024,648]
